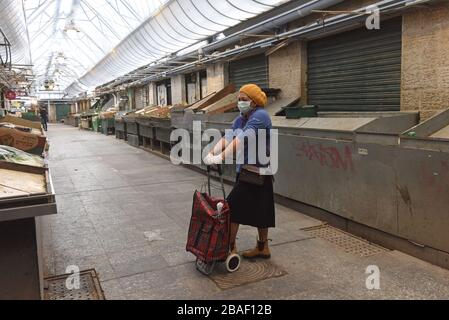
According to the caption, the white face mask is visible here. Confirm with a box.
[238,101,252,114]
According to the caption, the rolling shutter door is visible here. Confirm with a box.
[229,54,268,89]
[307,18,402,112]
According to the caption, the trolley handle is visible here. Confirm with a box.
[207,164,223,176]
[207,165,226,199]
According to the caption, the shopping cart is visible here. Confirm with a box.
[186,165,241,275]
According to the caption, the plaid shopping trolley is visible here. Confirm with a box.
[186,165,241,275]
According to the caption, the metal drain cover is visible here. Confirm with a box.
[302,225,387,257]
[209,261,287,290]
[44,269,105,300]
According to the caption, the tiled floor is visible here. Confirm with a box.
[42,124,449,300]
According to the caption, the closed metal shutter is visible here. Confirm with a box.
[135,86,145,110]
[56,104,71,121]
[307,18,402,112]
[229,54,268,90]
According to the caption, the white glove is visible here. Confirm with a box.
[203,153,223,165]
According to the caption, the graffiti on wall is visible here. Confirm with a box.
[294,141,354,171]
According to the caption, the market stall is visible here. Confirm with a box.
[135,106,173,155]
[65,113,80,127]
[80,111,97,131]
[114,112,128,140]
[152,108,173,156]
[99,110,116,136]
[0,146,57,300]
[123,112,140,147]
[136,106,158,149]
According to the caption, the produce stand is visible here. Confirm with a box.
[134,107,172,155]
[92,115,102,133]
[152,117,172,156]
[65,114,80,127]
[101,118,115,136]
[114,112,127,140]
[80,112,97,131]
[136,115,155,150]
[99,102,118,136]
[123,114,140,147]
[0,161,57,300]
[21,112,40,122]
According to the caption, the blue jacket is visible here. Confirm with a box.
[225,107,272,173]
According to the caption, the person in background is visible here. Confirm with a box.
[39,106,48,131]
[204,84,275,260]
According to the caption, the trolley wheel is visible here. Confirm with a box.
[226,253,241,273]
[196,258,215,275]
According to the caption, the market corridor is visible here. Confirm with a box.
[41,124,449,300]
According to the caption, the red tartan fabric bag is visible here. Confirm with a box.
[186,190,230,263]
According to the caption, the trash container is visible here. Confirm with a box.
[284,105,318,119]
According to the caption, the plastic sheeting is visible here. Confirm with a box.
[64,0,289,96]
[22,0,169,94]
[2,0,288,97]
[0,0,31,66]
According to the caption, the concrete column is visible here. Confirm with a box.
[195,71,202,102]
[113,93,118,108]
[171,75,186,105]
[148,82,157,106]
[128,88,134,110]
[48,102,57,123]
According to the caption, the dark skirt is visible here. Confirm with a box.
[227,174,275,228]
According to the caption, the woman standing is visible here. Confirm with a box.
[203,84,275,259]
[39,106,48,131]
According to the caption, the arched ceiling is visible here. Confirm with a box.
[2,0,290,97]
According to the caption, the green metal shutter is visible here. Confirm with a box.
[229,54,268,90]
[307,18,402,112]
[56,104,71,121]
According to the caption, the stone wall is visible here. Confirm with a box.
[268,41,304,100]
[402,2,449,120]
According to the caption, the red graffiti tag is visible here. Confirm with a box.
[294,141,354,171]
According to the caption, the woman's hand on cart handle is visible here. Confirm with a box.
[204,153,223,165]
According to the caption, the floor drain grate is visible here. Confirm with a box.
[44,269,105,300]
[302,224,388,257]
[209,261,287,290]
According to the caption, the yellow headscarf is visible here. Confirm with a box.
[239,84,267,107]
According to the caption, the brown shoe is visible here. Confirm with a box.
[242,240,271,259]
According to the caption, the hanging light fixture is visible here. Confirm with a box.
[64,20,80,36]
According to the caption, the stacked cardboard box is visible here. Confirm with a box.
[0,115,48,156]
